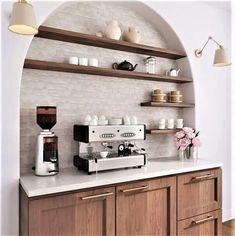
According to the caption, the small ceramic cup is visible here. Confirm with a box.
[131,116,138,125]
[69,56,78,65]
[100,151,108,158]
[167,118,175,129]
[89,58,99,67]
[79,58,88,66]
[158,118,166,129]
[124,116,131,125]
[176,119,184,129]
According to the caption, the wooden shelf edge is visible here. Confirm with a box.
[146,129,180,134]
[35,25,187,60]
[23,59,192,83]
[140,101,195,108]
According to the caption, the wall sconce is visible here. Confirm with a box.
[8,0,38,35]
[195,36,231,67]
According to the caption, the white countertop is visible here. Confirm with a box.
[20,158,223,197]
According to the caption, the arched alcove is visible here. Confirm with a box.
[20,1,195,173]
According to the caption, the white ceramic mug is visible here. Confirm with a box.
[69,56,78,65]
[167,118,175,129]
[158,118,166,129]
[79,58,88,66]
[89,58,99,67]
[131,116,138,125]
[100,151,108,158]
[124,116,131,125]
[176,119,184,129]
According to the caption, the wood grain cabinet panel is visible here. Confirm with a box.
[116,177,176,236]
[177,168,222,220]
[178,210,222,236]
[25,187,115,236]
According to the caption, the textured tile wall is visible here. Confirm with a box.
[20,1,182,173]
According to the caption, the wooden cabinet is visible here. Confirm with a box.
[20,168,222,236]
[21,187,115,236]
[178,210,222,236]
[177,168,222,220]
[116,177,176,236]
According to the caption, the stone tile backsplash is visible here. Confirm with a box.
[20,1,181,173]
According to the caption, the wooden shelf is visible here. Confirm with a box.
[36,26,187,60]
[140,102,195,108]
[24,59,192,83]
[146,129,180,134]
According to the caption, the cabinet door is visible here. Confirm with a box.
[116,177,176,236]
[28,187,115,236]
[177,168,222,220]
[178,210,222,236]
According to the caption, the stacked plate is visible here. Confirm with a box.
[169,91,183,103]
[152,89,166,102]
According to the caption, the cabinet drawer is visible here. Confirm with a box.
[177,168,221,220]
[116,177,176,236]
[178,210,222,236]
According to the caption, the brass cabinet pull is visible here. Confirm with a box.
[191,173,214,181]
[81,192,113,200]
[121,185,148,193]
[192,216,214,225]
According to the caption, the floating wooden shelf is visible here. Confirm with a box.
[24,59,192,83]
[140,102,195,108]
[146,129,180,134]
[36,26,187,60]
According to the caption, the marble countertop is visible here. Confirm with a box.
[20,157,223,197]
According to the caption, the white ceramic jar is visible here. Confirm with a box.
[158,118,166,129]
[167,118,175,129]
[176,119,184,129]
[69,56,78,65]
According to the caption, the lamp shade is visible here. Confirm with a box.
[8,2,38,35]
[213,47,231,67]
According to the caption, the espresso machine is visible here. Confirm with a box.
[73,124,146,174]
[34,106,59,176]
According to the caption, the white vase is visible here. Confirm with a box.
[103,20,122,40]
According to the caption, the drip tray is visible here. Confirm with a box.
[74,153,146,174]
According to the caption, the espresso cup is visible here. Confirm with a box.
[100,151,108,158]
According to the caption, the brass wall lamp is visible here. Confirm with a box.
[8,0,38,35]
[195,36,231,67]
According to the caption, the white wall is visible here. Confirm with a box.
[0,1,232,235]
[231,1,235,219]
[0,2,62,235]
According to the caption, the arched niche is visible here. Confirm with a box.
[20,1,195,173]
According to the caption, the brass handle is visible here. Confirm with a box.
[121,185,148,193]
[191,173,214,181]
[192,216,214,225]
[81,192,113,200]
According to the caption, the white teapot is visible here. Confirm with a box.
[103,20,122,40]
[123,27,141,44]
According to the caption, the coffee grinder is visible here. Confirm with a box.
[34,106,59,176]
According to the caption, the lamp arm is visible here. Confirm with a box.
[195,36,223,57]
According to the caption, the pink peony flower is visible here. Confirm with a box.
[175,131,185,139]
[178,138,191,150]
[183,127,194,133]
[192,137,202,147]
[186,132,195,139]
